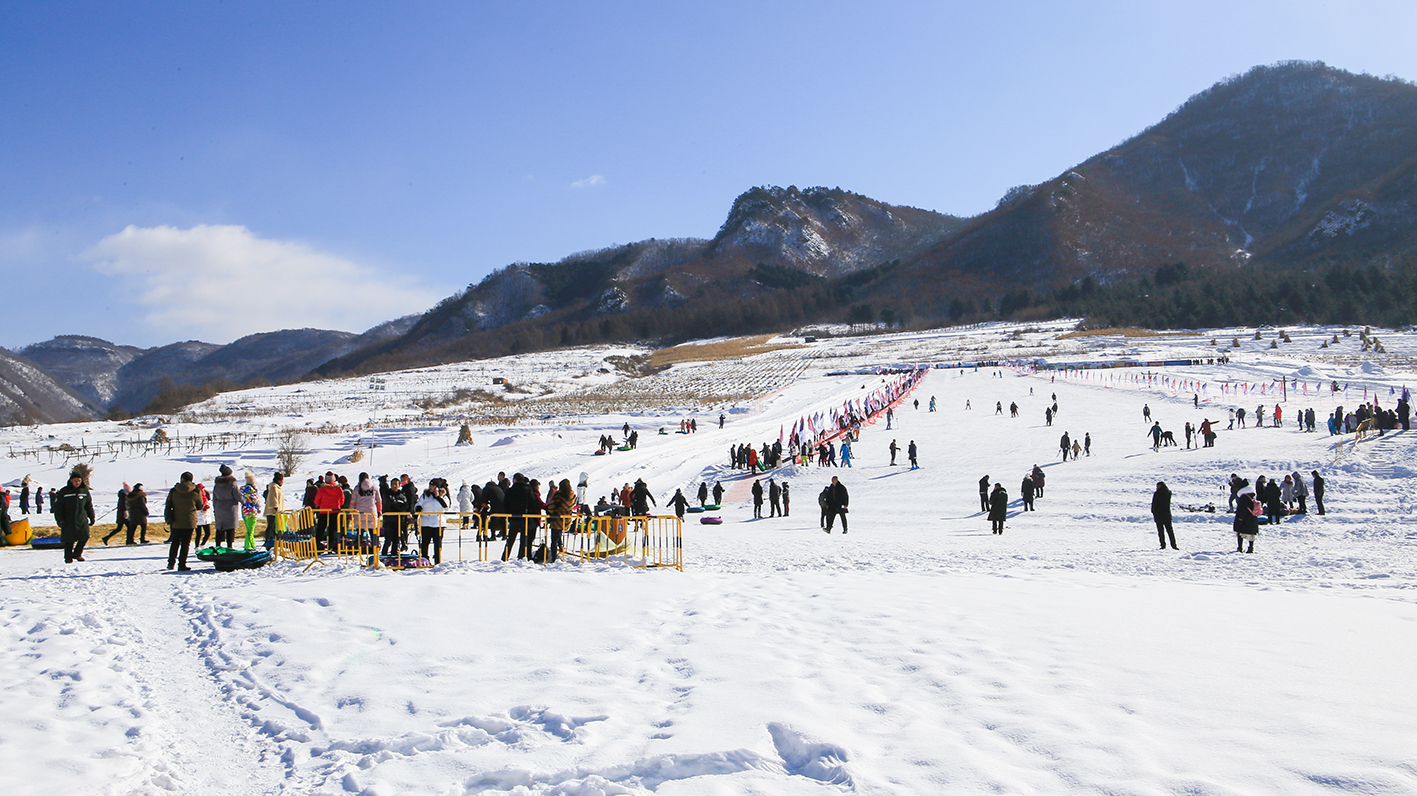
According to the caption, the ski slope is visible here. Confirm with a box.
[2,322,1415,795]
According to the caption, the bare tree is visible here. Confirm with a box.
[275,428,309,479]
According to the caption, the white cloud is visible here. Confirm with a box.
[570,174,606,189]
[84,224,439,344]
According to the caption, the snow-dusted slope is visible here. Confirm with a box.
[2,322,1415,795]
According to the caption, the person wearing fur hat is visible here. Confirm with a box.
[212,465,242,550]
[53,467,94,564]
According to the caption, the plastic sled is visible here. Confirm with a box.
[196,547,274,571]
[5,518,33,546]
[699,516,723,525]
[31,536,64,549]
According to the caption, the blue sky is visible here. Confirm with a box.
[3,1,1415,349]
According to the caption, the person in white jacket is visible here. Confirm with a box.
[415,485,448,564]
[457,482,473,530]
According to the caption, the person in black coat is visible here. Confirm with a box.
[1234,486,1260,553]
[751,480,764,519]
[1020,475,1035,511]
[502,474,532,561]
[479,480,506,540]
[1311,470,1326,515]
[824,476,849,533]
[1031,465,1045,497]
[697,482,709,507]
[1262,477,1283,525]
[1152,481,1177,549]
[988,483,1008,534]
[768,480,781,517]
[978,475,990,512]
[712,482,724,505]
[379,475,409,555]
[104,484,129,545]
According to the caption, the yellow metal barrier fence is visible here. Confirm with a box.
[273,508,681,572]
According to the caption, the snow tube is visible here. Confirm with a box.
[616,446,632,451]
[195,547,273,572]
[699,516,723,525]
[5,518,32,546]
[686,506,705,513]
[702,504,721,511]
[31,536,64,549]
[594,449,607,456]
[380,555,433,569]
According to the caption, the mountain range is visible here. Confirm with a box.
[6,60,1417,423]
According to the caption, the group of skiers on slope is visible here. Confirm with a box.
[977,464,1049,534]
[886,439,919,469]
[1325,399,1410,434]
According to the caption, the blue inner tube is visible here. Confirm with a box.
[31,537,64,549]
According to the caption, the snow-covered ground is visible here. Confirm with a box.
[3,322,1416,795]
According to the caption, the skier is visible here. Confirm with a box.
[840,439,853,467]
[1152,481,1177,550]
[889,439,899,466]
[1059,432,1071,461]
[907,440,918,470]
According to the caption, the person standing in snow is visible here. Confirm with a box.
[19,481,29,515]
[194,481,213,549]
[840,439,853,467]
[164,472,200,571]
[416,484,448,564]
[907,440,918,470]
[823,476,849,534]
[1031,464,1046,497]
[1152,481,1177,550]
[697,482,709,507]
[1312,470,1326,515]
[1262,476,1283,525]
[988,483,1009,534]
[546,479,576,563]
[353,473,381,547]
[1020,474,1035,511]
[1234,484,1260,553]
[263,473,284,549]
[211,465,242,550]
[53,468,94,564]
[782,482,790,516]
[1143,404,1151,422]
[1292,470,1309,514]
[240,472,262,551]
[311,472,344,551]
[889,439,899,466]
[1280,475,1295,512]
[719,413,725,429]
[1148,422,1163,450]
[712,482,724,506]
[1060,432,1071,461]
[751,479,764,519]
[1083,432,1091,456]
[769,480,782,517]
[126,484,149,545]
[978,475,991,512]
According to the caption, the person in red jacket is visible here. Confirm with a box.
[312,473,345,549]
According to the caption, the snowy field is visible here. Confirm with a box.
[3,322,1417,795]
